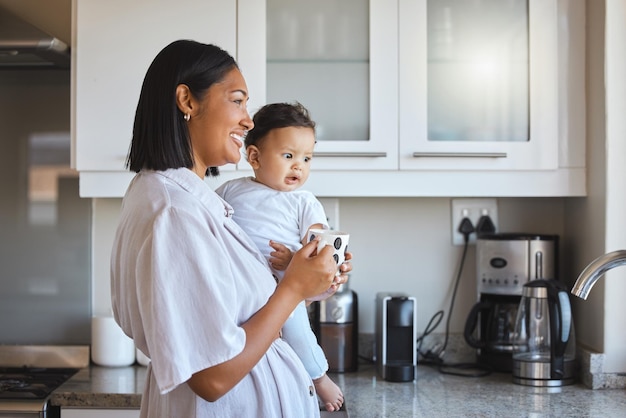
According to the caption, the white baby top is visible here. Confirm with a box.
[215,176,328,280]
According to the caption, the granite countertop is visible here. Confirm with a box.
[51,362,626,417]
[51,366,146,409]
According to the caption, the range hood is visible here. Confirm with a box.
[0,7,70,69]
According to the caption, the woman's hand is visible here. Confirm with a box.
[307,251,353,301]
[280,239,337,300]
[268,240,293,271]
[334,251,353,287]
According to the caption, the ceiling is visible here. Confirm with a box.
[0,0,71,44]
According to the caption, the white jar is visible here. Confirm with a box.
[91,316,135,367]
[136,347,150,367]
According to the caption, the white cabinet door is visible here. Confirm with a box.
[73,0,236,172]
[63,409,139,418]
[253,0,398,171]
[398,0,577,171]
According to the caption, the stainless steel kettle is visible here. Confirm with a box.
[512,279,576,386]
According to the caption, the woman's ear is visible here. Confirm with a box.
[175,84,193,116]
[246,145,261,169]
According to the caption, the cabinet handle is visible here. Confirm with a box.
[313,152,387,158]
[412,152,507,158]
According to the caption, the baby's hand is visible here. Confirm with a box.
[269,240,293,271]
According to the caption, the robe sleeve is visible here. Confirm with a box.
[136,206,246,394]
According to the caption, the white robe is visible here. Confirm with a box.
[111,168,319,418]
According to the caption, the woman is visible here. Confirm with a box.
[110,40,351,418]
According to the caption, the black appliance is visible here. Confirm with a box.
[464,233,558,372]
[0,346,88,417]
[375,292,417,382]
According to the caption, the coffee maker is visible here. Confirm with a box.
[464,233,558,372]
[375,292,417,382]
[310,283,358,372]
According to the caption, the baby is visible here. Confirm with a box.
[215,102,345,412]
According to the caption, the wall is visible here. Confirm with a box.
[92,196,566,336]
[564,0,626,375]
[601,0,626,372]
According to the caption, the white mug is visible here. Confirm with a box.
[307,228,350,272]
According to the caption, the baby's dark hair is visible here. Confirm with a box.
[245,101,316,148]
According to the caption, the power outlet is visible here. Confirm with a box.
[451,198,498,246]
[318,198,340,230]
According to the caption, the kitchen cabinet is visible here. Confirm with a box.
[72,0,263,196]
[73,0,586,197]
[398,0,585,172]
[260,0,584,174]
[74,0,232,172]
[253,0,398,171]
[401,0,551,170]
[212,0,586,197]
[63,409,139,418]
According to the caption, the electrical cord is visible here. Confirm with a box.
[417,217,492,378]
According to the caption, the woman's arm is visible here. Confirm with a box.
[187,239,349,402]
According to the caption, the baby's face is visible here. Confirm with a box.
[250,126,315,192]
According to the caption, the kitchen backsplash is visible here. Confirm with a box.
[0,69,91,344]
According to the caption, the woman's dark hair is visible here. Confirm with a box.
[126,40,238,176]
[244,101,316,149]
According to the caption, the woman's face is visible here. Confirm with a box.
[188,67,253,177]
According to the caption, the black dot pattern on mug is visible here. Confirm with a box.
[333,237,342,250]
[333,254,339,263]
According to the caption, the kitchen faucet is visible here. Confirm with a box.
[571,250,626,299]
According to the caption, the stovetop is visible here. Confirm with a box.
[0,367,78,400]
[0,345,89,413]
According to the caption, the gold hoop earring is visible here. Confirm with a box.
[184,113,190,121]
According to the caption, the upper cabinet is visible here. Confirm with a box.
[254,0,398,171]
[72,0,263,196]
[73,0,586,197]
[400,0,563,171]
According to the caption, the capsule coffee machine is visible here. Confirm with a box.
[464,233,558,372]
[375,292,417,382]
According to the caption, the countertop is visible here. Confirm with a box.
[51,362,626,417]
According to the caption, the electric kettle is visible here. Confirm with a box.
[512,279,577,387]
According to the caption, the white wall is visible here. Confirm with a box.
[92,196,566,335]
[565,0,607,357]
[602,0,626,372]
[564,0,626,374]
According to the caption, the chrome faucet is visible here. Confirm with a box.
[571,250,626,299]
